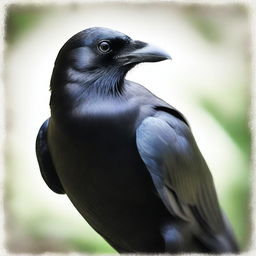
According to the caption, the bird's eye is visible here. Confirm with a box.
[97,41,112,54]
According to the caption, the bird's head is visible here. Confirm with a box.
[51,27,171,94]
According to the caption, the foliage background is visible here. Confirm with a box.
[4,2,251,253]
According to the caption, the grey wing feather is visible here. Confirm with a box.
[36,119,65,194]
[136,109,239,252]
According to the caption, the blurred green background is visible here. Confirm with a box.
[4,2,251,253]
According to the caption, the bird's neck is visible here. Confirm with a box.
[49,65,128,115]
[51,65,128,94]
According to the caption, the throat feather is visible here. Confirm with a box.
[66,66,127,95]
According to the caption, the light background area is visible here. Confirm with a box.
[3,1,251,253]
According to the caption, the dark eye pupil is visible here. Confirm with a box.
[98,41,111,53]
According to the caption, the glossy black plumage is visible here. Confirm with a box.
[36,27,239,253]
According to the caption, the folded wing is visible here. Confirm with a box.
[136,109,239,252]
[36,119,65,194]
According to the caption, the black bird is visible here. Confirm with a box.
[36,27,239,253]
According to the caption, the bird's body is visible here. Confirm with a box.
[47,81,194,252]
[36,27,239,253]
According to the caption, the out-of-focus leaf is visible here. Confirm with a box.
[199,95,250,159]
[5,5,47,45]
[184,6,223,43]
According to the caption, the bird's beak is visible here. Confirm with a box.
[117,41,172,66]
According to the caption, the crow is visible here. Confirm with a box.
[36,27,239,253]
